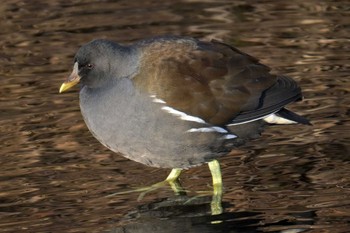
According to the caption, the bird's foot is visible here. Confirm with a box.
[106,168,184,200]
[137,179,186,201]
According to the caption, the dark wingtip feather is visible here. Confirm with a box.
[276,108,312,125]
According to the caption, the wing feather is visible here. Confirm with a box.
[132,37,302,126]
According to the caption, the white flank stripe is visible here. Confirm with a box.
[187,127,237,139]
[161,106,206,124]
[211,126,228,133]
[263,114,297,124]
[150,95,166,104]
[221,134,237,139]
[187,126,228,133]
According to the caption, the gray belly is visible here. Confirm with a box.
[79,78,231,168]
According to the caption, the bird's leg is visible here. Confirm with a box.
[208,159,223,215]
[107,168,184,200]
[165,168,183,193]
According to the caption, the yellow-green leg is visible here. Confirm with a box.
[107,168,183,200]
[165,168,183,193]
[208,159,223,215]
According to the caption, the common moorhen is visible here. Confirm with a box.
[59,36,310,214]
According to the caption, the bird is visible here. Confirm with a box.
[59,35,310,214]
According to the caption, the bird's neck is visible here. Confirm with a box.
[111,45,140,80]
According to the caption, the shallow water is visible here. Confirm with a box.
[0,0,349,232]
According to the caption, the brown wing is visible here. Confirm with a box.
[132,37,280,125]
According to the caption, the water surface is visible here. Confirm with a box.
[0,0,349,232]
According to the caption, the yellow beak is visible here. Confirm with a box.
[59,62,81,93]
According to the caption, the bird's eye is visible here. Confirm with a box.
[86,63,94,69]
